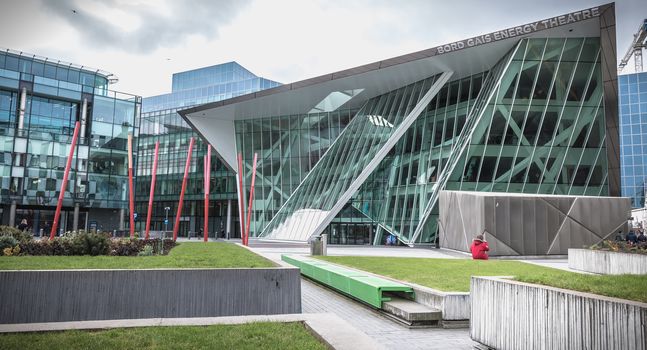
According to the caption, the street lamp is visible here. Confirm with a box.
[164,206,171,237]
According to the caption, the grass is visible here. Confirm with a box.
[316,256,647,303]
[0,322,326,350]
[0,242,275,270]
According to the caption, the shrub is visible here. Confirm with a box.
[2,247,12,256]
[590,240,647,255]
[109,239,141,256]
[0,225,32,242]
[68,232,110,256]
[0,235,18,252]
[138,244,154,256]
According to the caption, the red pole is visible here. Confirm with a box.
[173,137,194,241]
[203,145,211,242]
[50,121,80,239]
[127,134,135,239]
[145,141,160,240]
[244,153,258,246]
[237,153,246,244]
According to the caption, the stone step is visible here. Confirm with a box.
[381,297,442,327]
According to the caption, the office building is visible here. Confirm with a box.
[0,48,141,234]
[134,62,280,237]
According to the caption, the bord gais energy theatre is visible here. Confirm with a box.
[180,4,619,246]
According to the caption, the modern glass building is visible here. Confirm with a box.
[0,48,141,234]
[134,62,280,237]
[619,72,647,208]
[181,5,619,246]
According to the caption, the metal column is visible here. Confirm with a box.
[226,199,232,240]
[73,203,79,231]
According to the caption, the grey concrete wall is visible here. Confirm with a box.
[409,284,470,321]
[0,268,301,324]
[470,276,647,350]
[569,248,647,275]
[439,191,630,256]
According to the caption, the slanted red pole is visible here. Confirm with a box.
[50,121,80,239]
[145,141,160,239]
[237,153,246,243]
[173,137,195,241]
[203,145,211,242]
[244,153,258,246]
[127,134,135,239]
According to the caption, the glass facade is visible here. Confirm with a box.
[134,62,280,237]
[0,48,140,234]
[233,37,611,245]
[619,72,647,208]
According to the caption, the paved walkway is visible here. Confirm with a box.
[249,243,475,350]
[302,278,473,350]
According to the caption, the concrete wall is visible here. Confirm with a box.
[569,248,647,275]
[470,276,647,350]
[408,284,470,321]
[0,268,301,324]
[439,191,630,255]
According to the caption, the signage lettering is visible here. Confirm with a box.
[435,7,600,54]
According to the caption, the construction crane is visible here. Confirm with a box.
[619,19,647,73]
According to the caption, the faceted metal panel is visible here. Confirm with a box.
[439,190,630,256]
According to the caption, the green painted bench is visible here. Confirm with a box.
[282,254,414,308]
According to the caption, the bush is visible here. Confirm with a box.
[0,225,32,242]
[109,239,141,256]
[0,235,18,252]
[69,232,110,256]
[138,245,154,256]
[590,240,647,255]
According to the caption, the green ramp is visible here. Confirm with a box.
[282,254,413,308]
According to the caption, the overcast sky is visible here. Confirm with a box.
[0,0,644,97]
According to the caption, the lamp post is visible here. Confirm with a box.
[164,206,171,238]
[162,206,171,254]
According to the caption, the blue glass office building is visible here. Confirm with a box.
[619,72,647,208]
[134,62,280,237]
[0,48,141,234]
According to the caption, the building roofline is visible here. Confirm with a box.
[1,47,118,84]
[179,3,613,117]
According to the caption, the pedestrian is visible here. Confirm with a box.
[17,219,29,231]
[626,230,638,245]
[470,234,489,260]
[637,230,647,243]
[42,221,51,237]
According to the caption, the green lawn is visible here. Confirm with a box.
[316,256,647,303]
[0,242,275,270]
[0,322,326,350]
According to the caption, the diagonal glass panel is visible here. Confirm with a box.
[409,41,522,244]
[260,71,453,241]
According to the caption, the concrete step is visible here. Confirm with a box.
[382,297,441,327]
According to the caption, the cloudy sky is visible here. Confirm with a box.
[0,0,644,97]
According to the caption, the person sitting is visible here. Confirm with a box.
[637,231,647,243]
[626,230,638,245]
[470,234,489,260]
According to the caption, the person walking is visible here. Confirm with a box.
[470,234,490,260]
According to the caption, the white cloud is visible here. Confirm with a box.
[0,0,644,97]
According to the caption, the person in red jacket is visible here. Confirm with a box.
[470,234,489,260]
